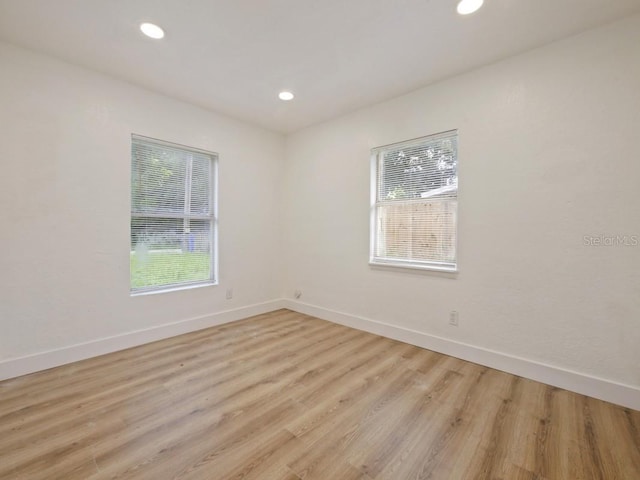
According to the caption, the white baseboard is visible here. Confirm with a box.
[0,300,285,382]
[4,298,638,411]
[283,299,640,411]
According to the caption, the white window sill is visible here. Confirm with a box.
[369,259,458,274]
[131,281,218,297]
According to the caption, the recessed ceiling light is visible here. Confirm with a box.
[457,0,484,15]
[140,22,165,39]
[278,91,295,101]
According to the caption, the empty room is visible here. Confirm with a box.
[1,0,639,478]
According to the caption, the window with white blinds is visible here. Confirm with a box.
[131,135,217,294]
[370,130,458,272]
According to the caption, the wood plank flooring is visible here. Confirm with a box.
[1,309,639,479]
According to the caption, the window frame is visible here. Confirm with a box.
[130,134,219,295]
[369,130,459,273]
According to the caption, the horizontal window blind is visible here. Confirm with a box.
[131,135,217,293]
[371,130,458,271]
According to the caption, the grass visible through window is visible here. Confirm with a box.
[130,252,211,290]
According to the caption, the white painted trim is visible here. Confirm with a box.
[0,300,285,382]
[4,298,638,410]
[283,299,640,411]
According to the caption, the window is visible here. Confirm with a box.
[131,135,217,294]
[370,130,458,272]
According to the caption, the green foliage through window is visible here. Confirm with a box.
[130,135,217,293]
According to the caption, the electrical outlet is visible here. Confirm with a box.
[226,288,233,300]
[294,289,302,299]
[449,311,459,327]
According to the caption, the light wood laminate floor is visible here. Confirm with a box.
[1,309,639,479]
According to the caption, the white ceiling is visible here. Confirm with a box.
[1,0,639,133]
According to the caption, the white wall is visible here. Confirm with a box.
[283,15,640,391]
[0,42,285,367]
